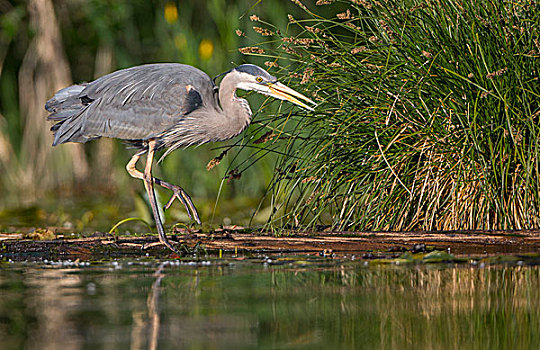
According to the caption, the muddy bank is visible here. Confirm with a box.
[1,228,539,261]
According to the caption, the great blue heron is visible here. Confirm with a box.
[45,63,316,253]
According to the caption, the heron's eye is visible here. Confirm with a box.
[256,76,264,83]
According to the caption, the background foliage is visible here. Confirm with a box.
[1,0,539,232]
[0,0,306,229]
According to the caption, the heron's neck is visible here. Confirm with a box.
[217,74,252,138]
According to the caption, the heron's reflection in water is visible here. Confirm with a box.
[0,261,539,349]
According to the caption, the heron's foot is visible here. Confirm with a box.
[156,234,184,256]
[139,227,185,255]
[162,184,201,225]
[143,240,184,256]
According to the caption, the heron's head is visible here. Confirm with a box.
[227,64,317,111]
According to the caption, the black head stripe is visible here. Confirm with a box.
[214,64,277,84]
[235,64,276,81]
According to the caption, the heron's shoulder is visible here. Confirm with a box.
[96,63,210,83]
[83,63,215,100]
[129,63,211,79]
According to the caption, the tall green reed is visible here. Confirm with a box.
[240,0,540,231]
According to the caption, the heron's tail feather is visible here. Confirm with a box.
[45,84,88,114]
[45,84,93,146]
[50,115,88,146]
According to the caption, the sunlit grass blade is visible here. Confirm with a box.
[109,217,154,236]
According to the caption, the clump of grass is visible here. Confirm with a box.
[241,0,540,231]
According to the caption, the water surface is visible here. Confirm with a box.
[0,258,538,349]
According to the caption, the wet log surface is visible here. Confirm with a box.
[1,228,539,261]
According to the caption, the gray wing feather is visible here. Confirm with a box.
[47,63,215,145]
[80,64,214,140]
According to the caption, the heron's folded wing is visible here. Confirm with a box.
[77,63,215,141]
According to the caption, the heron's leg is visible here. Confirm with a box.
[155,181,201,224]
[142,140,181,254]
[126,153,201,224]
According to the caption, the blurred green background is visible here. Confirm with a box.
[0,0,304,231]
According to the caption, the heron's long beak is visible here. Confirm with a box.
[267,82,317,111]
